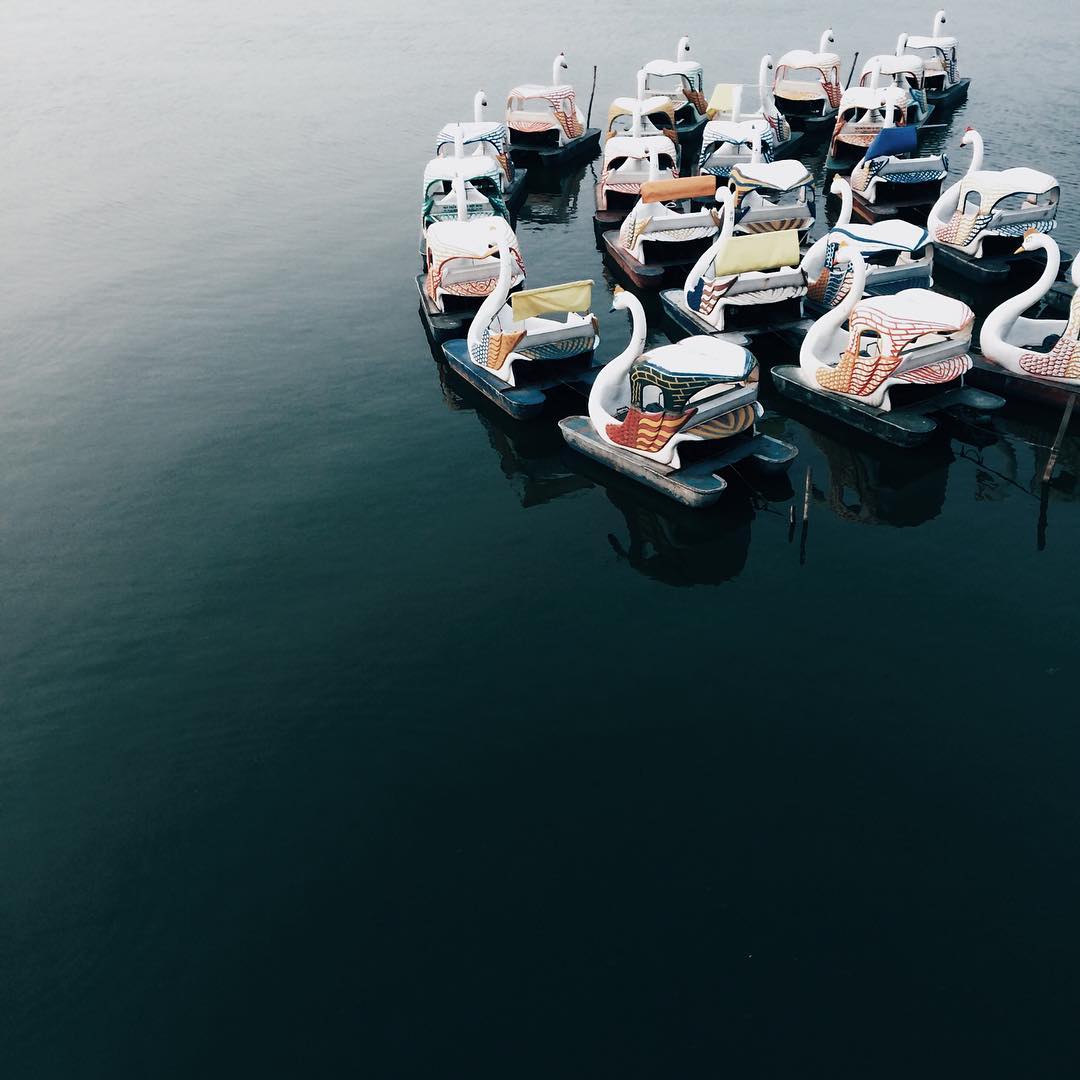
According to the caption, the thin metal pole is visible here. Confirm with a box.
[844,51,860,89]
[586,65,598,129]
[1042,393,1075,484]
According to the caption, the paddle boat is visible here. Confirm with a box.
[903,10,970,110]
[606,71,678,143]
[726,146,816,240]
[772,30,843,144]
[422,155,507,230]
[441,223,600,418]
[661,186,811,340]
[416,181,527,344]
[772,246,1003,445]
[506,53,601,169]
[595,93,679,239]
[436,91,528,216]
[857,46,933,126]
[601,170,721,289]
[927,127,1061,285]
[974,232,1080,405]
[642,37,709,148]
[698,55,803,180]
[802,175,933,314]
[559,287,797,507]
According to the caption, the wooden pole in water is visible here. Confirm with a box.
[844,52,860,89]
[1042,393,1075,484]
[586,65,598,129]
[801,466,812,523]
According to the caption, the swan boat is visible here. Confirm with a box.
[595,91,679,238]
[772,246,1003,444]
[435,91,529,216]
[606,71,678,144]
[660,186,813,340]
[927,127,1063,285]
[416,187,526,343]
[801,175,933,315]
[698,56,804,180]
[642,37,709,148]
[441,224,600,418]
[903,10,970,110]
[973,232,1080,405]
[506,53,601,169]
[726,155,816,240]
[772,30,842,143]
[857,45,934,126]
[601,172,721,289]
[559,287,797,506]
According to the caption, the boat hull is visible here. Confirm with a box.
[771,365,1004,446]
[660,288,810,343]
[509,128,601,170]
[968,352,1080,408]
[441,339,602,420]
[926,78,971,110]
[601,231,714,291]
[559,415,797,507]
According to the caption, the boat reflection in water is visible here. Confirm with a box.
[434,359,595,507]
[516,164,588,226]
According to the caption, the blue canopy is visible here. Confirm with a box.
[863,125,918,161]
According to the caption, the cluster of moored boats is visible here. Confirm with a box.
[416,11,1079,507]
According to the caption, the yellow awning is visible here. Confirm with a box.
[714,231,801,277]
[511,280,593,320]
[706,83,738,118]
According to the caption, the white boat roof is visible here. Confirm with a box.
[642,336,753,379]
[603,133,674,163]
[735,160,814,189]
[776,49,841,70]
[839,85,906,110]
[863,54,924,78]
[831,222,929,253]
[425,215,517,248]
[423,156,501,184]
[609,94,673,115]
[437,121,505,143]
[906,35,958,49]
[966,167,1059,196]
[703,118,767,141]
[643,59,704,78]
[509,83,574,98]
[858,291,972,328]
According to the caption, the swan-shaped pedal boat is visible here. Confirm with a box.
[727,152,816,240]
[559,287,797,506]
[417,184,527,343]
[927,127,1062,284]
[506,53,601,169]
[772,30,843,143]
[857,43,934,126]
[903,9,969,110]
[660,186,811,339]
[698,55,803,180]
[802,175,933,314]
[595,89,679,237]
[606,70,678,145]
[642,36,709,147]
[441,223,599,418]
[601,169,721,289]
[436,91,528,215]
[974,232,1080,404]
[772,246,1003,444]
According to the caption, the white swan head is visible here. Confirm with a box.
[933,10,947,37]
[829,174,846,196]
[553,52,569,85]
[960,127,983,172]
[819,28,835,53]
[474,90,488,120]
[678,35,692,59]
[895,33,909,57]
[611,284,633,313]
[636,68,646,99]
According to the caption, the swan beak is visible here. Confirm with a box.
[1015,226,1038,254]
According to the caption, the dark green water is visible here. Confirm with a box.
[4,1,1080,1075]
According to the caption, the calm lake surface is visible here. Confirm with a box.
[4,1,1080,1075]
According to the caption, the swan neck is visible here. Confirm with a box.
[805,251,866,363]
[984,239,1059,345]
[467,238,513,355]
[589,297,645,431]
[473,92,485,123]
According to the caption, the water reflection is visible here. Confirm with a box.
[517,165,588,226]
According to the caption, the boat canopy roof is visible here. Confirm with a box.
[855,292,972,333]
[639,337,755,380]
[730,160,814,192]
[964,167,1059,198]
[603,133,675,164]
[640,175,717,204]
[436,121,507,147]
[862,54,924,79]
[608,95,676,119]
[830,222,930,254]
[425,216,519,261]
[905,34,958,50]
[776,49,841,72]
[713,229,802,277]
[838,85,907,112]
[863,125,919,160]
[507,83,576,103]
[423,156,501,185]
[643,59,703,79]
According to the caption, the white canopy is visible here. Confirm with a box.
[967,167,1059,197]
[838,85,907,112]
[862,54,925,79]
[423,157,501,185]
[734,160,814,190]
[609,94,674,115]
[643,59,704,79]
[776,49,841,71]
[602,133,674,165]
[905,34,958,50]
